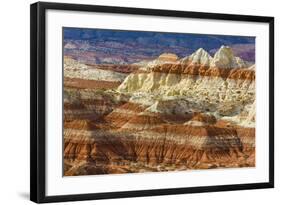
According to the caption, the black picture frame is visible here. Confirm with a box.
[30,1,274,203]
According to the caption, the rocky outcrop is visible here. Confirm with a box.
[118,47,254,90]
[117,47,255,128]
[136,46,249,71]
[210,45,248,69]
[181,48,212,66]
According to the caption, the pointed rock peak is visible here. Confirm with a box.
[158,53,179,62]
[185,48,212,66]
[193,48,212,58]
[194,48,209,55]
[215,45,234,58]
[211,45,247,69]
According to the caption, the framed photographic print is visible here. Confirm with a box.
[30,1,274,203]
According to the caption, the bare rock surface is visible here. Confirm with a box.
[63,46,255,176]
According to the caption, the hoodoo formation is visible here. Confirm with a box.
[64,45,255,176]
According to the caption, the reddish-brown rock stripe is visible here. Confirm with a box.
[117,102,146,113]
[136,63,255,81]
[64,120,100,130]
[64,77,121,89]
[105,102,147,127]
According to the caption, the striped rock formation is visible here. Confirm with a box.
[64,115,254,175]
[64,46,255,175]
[117,46,255,127]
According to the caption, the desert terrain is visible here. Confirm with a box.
[63,44,255,176]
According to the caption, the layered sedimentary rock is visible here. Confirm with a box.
[64,56,127,82]
[64,45,255,176]
[117,46,255,127]
[105,102,147,128]
[64,118,254,175]
[64,88,128,121]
